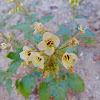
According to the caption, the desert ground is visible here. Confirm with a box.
[0,0,100,100]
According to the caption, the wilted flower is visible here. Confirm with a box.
[31,52,44,69]
[1,43,7,49]
[38,32,60,56]
[78,25,86,34]
[62,52,78,69]
[33,22,44,35]
[0,33,2,37]
[7,33,11,39]
[69,37,79,47]
[20,46,33,65]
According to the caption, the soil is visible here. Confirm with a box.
[0,0,100,100]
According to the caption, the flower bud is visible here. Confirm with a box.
[20,3,23,7]
[21,62,24,66]
[69,37,79,47]
[40,52,43,56]
[1,43,7,49]
[33,22,44,35]
[7,0,13,4]
[32,68,35,70]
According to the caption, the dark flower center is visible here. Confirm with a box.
[38,57,42,61]
[64,55,70,60]
[47,40,54,47]
[27,51,31,56]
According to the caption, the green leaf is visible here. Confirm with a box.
[6,60,23,77]
[58,24,66,30]
[49,78,67,100]
[0,16,5,28]
[84,37,98,44]
[62,34,69,42]
[56,27,71,37]
[15,79,19,90]
[45,74,52,82]
[25,14,37,24]
[76,14,85,19]
[66,45,79,55]
[58,71,66,80]
[69,21,78,29]
[25,32,42,44]
[31,1,39,7]
[66,72,84,92]
[16,73,35,99]
[10,23,32,33]
[83,29,96,37]
[6,79,12,96]
[60,45,79,55]
[0,70,6,83]
[14,40,23,53]
[6,52,20,60]
[39,82,50,100]
[38,16,54,24]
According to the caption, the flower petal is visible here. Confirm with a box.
[43,32,52,40]
[33,30,38,35]
[52,34,60,47]
[69,53,78,63]
[45,47,55,56]
[38,41,46,50]
[20,51,25,60]
[38,62,44,69]
[23,46,29,51]
[31,52,44,69]
[62,60,69,69]
[62,52,78,69]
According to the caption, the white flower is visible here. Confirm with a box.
[31,52,44,69]
[33,22,44,35]
[1,43,7,49]
[20,46,33,65]
[62,52,78,69]
[38,32,60,56]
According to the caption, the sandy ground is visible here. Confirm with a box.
[0,0,100,100]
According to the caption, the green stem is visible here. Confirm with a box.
[79,0,84,4]
[54,55,63,67]
[1,33,23,48]
[56,44,69,51]
[27,38,37,47]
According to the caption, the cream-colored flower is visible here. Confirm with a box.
[62,52,78,69]
[20,46,33,65]
[1,43,7,49]
[31,52,44,69]
[38,32,60,56]
[69,37,79,47]
[78,25,86,34]
[33,22,44,35]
